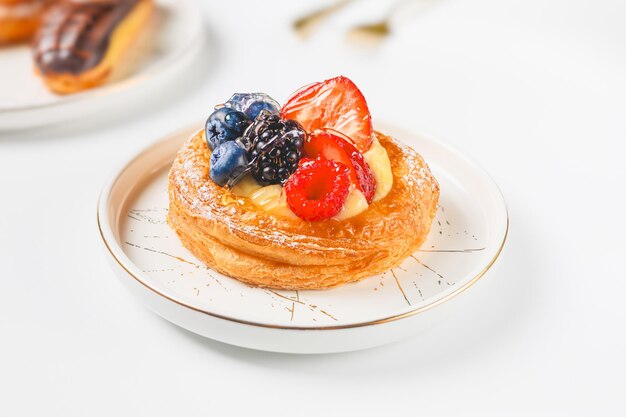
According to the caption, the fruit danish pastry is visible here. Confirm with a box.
[167,76,440,290]
[0,0,50,44]
[32,0,153,94]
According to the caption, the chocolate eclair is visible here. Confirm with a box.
[32,0,153,94]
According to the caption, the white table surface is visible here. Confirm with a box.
[1,0,624,415]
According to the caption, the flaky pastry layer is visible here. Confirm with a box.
[167,130,440,290]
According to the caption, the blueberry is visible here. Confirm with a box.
[246,101,279,120]
[225,93,280,121]
[210,141,249,187]
[205,108,251,151]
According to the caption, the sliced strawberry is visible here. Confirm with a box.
[280,76,373,152]
[304,130,376,203]
[284,158,351,222]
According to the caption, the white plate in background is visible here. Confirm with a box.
[0,0,204,130]
[97,122,508,353]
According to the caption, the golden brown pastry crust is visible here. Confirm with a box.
[167,130,440,290]
[0,0,49,45]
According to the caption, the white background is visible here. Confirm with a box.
[1,0,625,415]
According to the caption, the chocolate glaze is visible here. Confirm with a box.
[32,0,140,75]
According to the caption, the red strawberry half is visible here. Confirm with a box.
[304,129,376,203]
[284,158,351,222]
[280,76,373,153]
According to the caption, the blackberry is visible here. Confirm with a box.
[239,110,306,186]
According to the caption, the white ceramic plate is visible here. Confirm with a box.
[98,123,508,353]
[0,0,204,130]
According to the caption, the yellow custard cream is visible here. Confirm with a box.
[231,136,393,220]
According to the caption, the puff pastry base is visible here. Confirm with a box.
[167,129,440,290]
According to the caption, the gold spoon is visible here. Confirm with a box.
[348,0,436,42]
[349,20,391,39]
[293,0,354,38]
